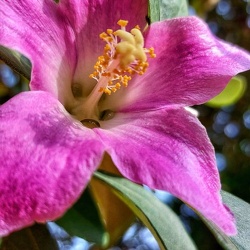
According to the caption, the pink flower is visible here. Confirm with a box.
[1,0,250,236]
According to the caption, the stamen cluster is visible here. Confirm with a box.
[89,20,156,95]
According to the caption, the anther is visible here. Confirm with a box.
[117,19,128,27]
[107,29,113,34]
[99,32,108,39]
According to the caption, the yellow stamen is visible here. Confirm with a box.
[107,29,113,34]
[99,32,108,39]
[89,19,156,95]
[117,19,128,27]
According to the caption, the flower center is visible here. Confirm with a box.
[76,20,155,122]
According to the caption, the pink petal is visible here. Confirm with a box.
[59,0,149,94]
[96,108,236,235]
[0,0,76,104]
[0,91,104,236]
[118,17,250,111]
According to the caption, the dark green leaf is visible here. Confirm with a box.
[148,0,188,23]
[94,171,197,250]
[56,188,108,245]
[198,191,250,250]
[0,224,58,250]
[0,46,31,80]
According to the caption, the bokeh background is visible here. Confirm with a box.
[0,0,250,249]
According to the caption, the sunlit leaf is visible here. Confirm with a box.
[198,191,250,250]
[56,188,108,246]
[0,224,58,250]
[0,45,31,80]
[148,0,188,23]
[94,171,197,250]
[206,76,247,108]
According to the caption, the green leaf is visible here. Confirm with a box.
[198,191,250,250]
[56,188,108,246]
[94,171,197,250]
[0,224,58,250]
[0,45,31,80]
[206,76,247,108]
[148,0,188,23]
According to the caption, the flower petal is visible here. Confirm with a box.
[96,108,236,235]
[60,0,148,31]
[59,0,148,94]
[118,17,250,111]
[0,0,76,104]
[0,91,104,236]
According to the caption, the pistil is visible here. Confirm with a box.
[81,19,156,120]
